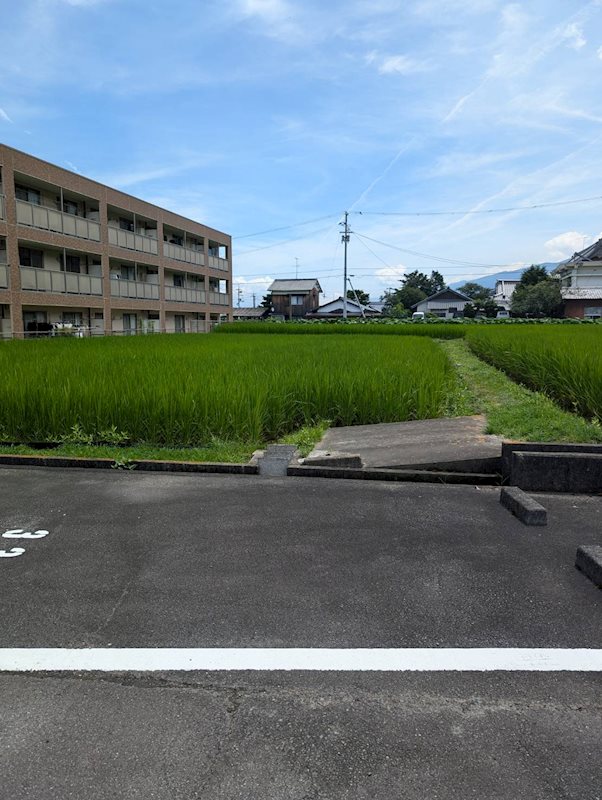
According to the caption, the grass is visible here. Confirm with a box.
[215,321,466,338]
[0,333,454,447]
[467,326,602,421]
[442,339,602,443]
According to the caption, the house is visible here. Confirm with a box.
[552,238,602,319]
[0,144,232,339]
[232,306,270,321]
[411,287,471,318]
[307,296,381,318]
[493,279,520,311]
[267,279,322,319]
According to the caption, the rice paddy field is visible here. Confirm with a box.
[467,326,602,421]
[0,333,455,446]
[216,321,466,338]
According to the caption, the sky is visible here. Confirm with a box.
[1,0,602,305]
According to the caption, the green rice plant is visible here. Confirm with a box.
[467,325,602,420]
[215,320,467,338]
[0,333,455,445]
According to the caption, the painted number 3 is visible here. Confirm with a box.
[0,529,49,558]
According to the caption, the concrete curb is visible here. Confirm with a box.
[575,546,602,588]
[500,486,547,526]
[288,465,499,485]
[0,454,258,475]
[511,451,602,493]
[257,445,300,477]
[502,442,602,479]
[301,451,363,468]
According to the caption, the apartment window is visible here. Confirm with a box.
[173,274,184,288]
[63,312,83,326]
[119,217,134,232]
[148,312,160,321]
[94,313,104,321]
[290,295,304,305]
[169,235,183,247]
[16,185,41,205]
[63,255,81,274]
[63,199,79,216]
[175,314,185,333]
[19,246,44,268]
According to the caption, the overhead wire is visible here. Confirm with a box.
[353,194,602,217]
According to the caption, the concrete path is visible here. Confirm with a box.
[310,415,503,472]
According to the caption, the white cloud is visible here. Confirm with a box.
[429,150,526,176]
[367,52,431,75]
[562,22,587,50]
[597,45,602,59]
[544,231,591,259]
[0,107,13,123]
[374,265,407,286]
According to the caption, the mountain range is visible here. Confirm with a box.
[450,262,561,290]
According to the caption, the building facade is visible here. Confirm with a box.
[493,279,519,312]
[412,288,471,318]
[266,279,322,319]
[553,238,602,319]
[0,144,232,338]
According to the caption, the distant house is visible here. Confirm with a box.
[552,238,602,319]
[412,288,471,318]
[493,279,520,311]
[308,296,381,319]
[267,279,322,319]
[232,307,270,322]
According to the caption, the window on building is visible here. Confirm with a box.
[173,274,184,288]
[119,217,134,232]
[63,255,81,274]
[62,312,83,326]
[63,199,79,216]
[16,185,41,205]
[291,295,304,305]
[19,246,44,268]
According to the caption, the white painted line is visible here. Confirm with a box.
[0,649,601,672]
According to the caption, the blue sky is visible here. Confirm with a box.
[1,0,602,304]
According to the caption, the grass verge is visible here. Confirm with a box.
[441,339,602,442]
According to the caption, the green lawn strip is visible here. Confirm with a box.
[441,339,602,443]
[0,422,329,464]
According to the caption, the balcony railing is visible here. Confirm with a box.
[208,255,229,272]
[165,285,206,304]
[0,195,5,220]
[209,292,229,306]
[108,226,159,255]
[20,266,103,296]
[110,278,159,300]
[0,263,8,289]
[16,199,101,242]
[163,241,205,266]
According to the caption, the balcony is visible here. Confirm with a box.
[163,241,205,266]
[209,292,229,306]
[110,277,159,300]
[16,199,101,242]
[0,263,8,289]
[165,285,206,304]
[0,195,5,220]
[208,255,228,272]
[108,226,159,255]
[20,266,103,296]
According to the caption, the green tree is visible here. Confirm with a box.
[259,293,273,309]
[458,282,494,302]
[519,265,548,286]
[346,289,370,305]
[511,281,563,317]
[381,285,426,314]
[402,270,445,296]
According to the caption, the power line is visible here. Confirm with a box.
[235,224,335,256]
[353,194,602,217]
[233,213,339,240]
[354,232,514,268]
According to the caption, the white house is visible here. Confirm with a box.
[309,296,381,318]
[412,288,471,318]
[493,279,520,311]
[552,238,602,319]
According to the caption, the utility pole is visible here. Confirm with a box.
[295,257,299,279]
[237,285,243,307]
[252,292,256,308]
[340,211,350,319]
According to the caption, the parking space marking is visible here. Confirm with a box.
[1,648,601,672]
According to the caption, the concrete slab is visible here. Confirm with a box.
[312,415,502,473]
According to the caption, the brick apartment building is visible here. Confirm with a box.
[0,144,232,338]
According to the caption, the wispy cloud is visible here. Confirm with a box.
[366,51,432,75]
[0,107,13,123]
[562,22,587,49]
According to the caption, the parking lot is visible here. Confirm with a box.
[1,467,601,799]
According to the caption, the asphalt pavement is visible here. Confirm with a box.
[1,467,601,799]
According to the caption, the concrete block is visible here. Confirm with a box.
[302,451,363,468]
[502,442,602,479]
[500,486,547,526]
[258,445,299,476]
[575,546,602,588]
[511,451,602,493]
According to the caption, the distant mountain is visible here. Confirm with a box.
[450,262,561,290]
